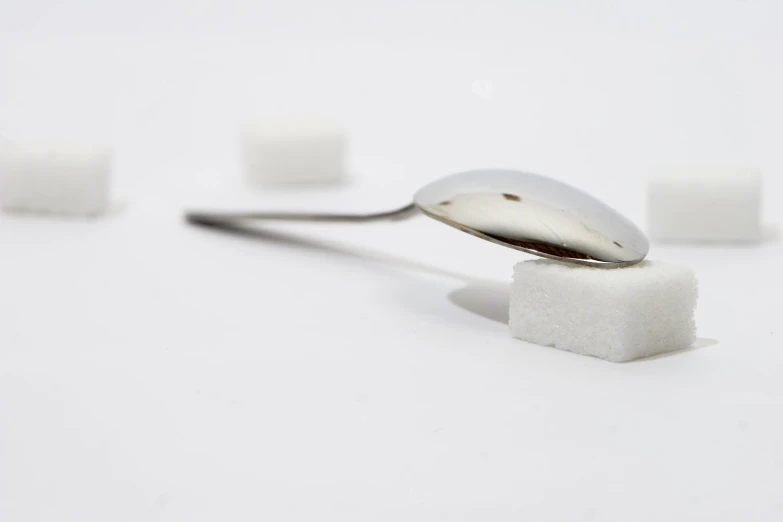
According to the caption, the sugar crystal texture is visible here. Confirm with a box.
[509,260,698,362]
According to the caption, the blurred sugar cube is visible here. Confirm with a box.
[0,142,111,216]
[240,117,346,186]
[647,167,762,243]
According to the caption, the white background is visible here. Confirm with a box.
[1,1,782,520]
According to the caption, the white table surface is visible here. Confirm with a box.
[1,1,783,521]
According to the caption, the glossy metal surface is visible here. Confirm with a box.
[413,169,649,267]
[185,169,649,268]
[186,203,418,226]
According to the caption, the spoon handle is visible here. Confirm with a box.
[185,203,419,227]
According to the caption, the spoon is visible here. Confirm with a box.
[185,169,649,268]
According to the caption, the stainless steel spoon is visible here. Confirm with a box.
[185,169,649,268]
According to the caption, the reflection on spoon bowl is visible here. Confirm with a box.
[414,169,649,267]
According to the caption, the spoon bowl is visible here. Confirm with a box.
[413,169,649,267]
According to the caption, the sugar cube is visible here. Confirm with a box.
[509,260,698,362]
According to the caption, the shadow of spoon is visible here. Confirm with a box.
[187,218,513,325]
[448,281,510,325]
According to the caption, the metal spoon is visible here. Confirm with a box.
[185,169,649,268]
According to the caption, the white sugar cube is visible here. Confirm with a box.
[0,143,111,216]
[240,118,345,185]
[648,168,762,243]
[509,260,698,362]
